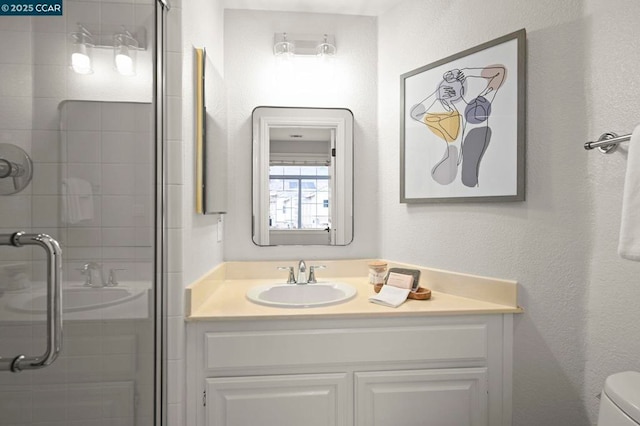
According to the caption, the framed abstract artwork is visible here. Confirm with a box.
[400,29,526,203]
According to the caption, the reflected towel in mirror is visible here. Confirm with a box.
[62,178,94,224]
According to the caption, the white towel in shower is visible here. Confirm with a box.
[62,178,94,224]
[619,125,640,261]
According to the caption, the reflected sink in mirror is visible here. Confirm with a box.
[7,286,145,313]
[246,282,357,308]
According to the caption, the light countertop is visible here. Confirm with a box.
[186,260,523,321]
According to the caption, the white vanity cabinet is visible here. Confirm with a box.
[206,373,349,426]
[355,368,488,426]
[186,314,514,426]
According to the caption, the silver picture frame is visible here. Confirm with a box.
[400,29,526,203]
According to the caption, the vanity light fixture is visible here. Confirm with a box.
[273,33,336,58]
[70,25,94,75]
[114,29,139,76]
[69,25,145,76]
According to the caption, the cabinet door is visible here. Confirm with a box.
[206,373,349,426]
[355,368,488,426]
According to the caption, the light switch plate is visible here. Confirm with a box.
[217,217,223,242]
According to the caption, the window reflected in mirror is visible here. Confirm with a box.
[269,166,331,232]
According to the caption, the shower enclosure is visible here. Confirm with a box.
[0,1,167,425]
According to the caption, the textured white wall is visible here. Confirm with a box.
[379,0,640,425]
[223,9,379,261]
[583,0,640,423]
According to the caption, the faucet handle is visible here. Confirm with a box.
[107,268,126,287]
[76,262,101,287]
[277,266,296,284]
[76,262,99,272]
[307,265,326,284]
[75,266,90,286]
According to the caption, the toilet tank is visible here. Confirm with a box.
[598,372,640,426]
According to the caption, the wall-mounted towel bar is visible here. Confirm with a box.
[584,132,631,154]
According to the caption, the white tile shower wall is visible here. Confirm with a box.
[165,1,186,425]
[16,0,155,284]
[0,3,157,426]
[0,19,33,287]
[0,318,154,426]
[53,101,154,285]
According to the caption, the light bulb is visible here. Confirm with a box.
[316,35,336,58]
[71,43,92,74]
[274,33,295,58]
[114,32,138,76]
[115,45,134,75]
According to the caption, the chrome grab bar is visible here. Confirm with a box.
[0,232,62,372]
[584,132,632,154]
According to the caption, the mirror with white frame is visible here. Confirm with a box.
[252,107,354,246]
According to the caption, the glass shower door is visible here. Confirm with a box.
[0,1,159,425]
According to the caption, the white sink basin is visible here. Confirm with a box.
[246,282,357,308]
[7,287,144,313]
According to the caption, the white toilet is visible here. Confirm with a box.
[598,371,640,425]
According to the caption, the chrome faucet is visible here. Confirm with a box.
[78,262,104,288]
[297,260,307,284]
[278,261,322,284]
[77,263,124,288]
